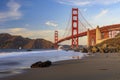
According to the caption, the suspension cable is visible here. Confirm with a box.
[62,11,71,38]
[79,9,94,29]
[78,19,88,32]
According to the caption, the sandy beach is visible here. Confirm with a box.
[1,53,120,80]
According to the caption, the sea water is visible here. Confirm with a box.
[0,49,87,78]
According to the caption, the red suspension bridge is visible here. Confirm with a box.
[54,8,120,49]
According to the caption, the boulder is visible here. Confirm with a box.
[74,48,80,52]
[98,47,104,53]
[87,46,93,52]
[91,46,99,53]
[81,48,88,53]
[31,60,52,68]
[103,47,109,53]
[87,46,99,53]
[40,60,52,67]
[27,49,32,51]
[31,61,42,68]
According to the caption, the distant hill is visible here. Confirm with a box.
[0,33,54,49]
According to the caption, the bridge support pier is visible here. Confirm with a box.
[96,26,102,44]
[87,25,110,47]
[87,28,96,47]
[87,26,103,47]
[87,29,90,47]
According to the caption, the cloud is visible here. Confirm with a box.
[45,21,58,27]
[94,0,120,5]
[95,9,108,19]
[57,0,90,6]
[90,9,120,27]
[9,28,26,33]
[57,0,120,6]
[0,0,22,22]
[89,9,109,27]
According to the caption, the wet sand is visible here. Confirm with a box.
[1,53,120,80]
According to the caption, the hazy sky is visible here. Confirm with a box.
[0,0,120,45]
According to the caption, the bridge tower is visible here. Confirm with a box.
[71,8,79,49]
[54,30,58,49]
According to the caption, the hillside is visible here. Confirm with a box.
[96,33,120,48]
[0,33,54,49]
[94,33,120,53]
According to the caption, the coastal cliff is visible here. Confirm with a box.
[0,33,53,49]
[96,33,120,48]
[90,33,120,53]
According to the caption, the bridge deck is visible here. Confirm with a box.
[57,24,120,43]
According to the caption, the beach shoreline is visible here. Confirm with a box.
[1,53,120,80]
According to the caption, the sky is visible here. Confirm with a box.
[0,0,120,45]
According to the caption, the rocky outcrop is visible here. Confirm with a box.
[96,36,120,53]
[0,33,54,49]
[31,61,52,68]
[87,33,120,53]
[81,48,88,53]
[88,34,120,53]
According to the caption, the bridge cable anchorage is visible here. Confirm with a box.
[62,11,71,38]
[79,9,94,29]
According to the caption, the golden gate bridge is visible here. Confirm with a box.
[54,8,120,49]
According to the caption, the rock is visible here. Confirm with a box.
[91,46,99,53]
[87,46,93,52]
[103,47,109,53]
[98,47,104,53]
[31,61,42,68]
[96,44,109,53]
[87,46,99,53]
[96,35,120,53]
[31,60,52,68]
[102,44,108,49]
[74,48,80,52]
[73,47,80,52]
[40,60,52,67]
[81,48,88,53]
[27,49,32,51]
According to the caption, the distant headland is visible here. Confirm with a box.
[0,33,54,49]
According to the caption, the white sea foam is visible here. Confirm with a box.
[0,50,88,78]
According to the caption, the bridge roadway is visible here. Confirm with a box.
[57,24,120,43]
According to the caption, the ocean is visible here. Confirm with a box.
[0,49,87,78]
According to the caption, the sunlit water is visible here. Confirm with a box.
[0,49,88,78]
